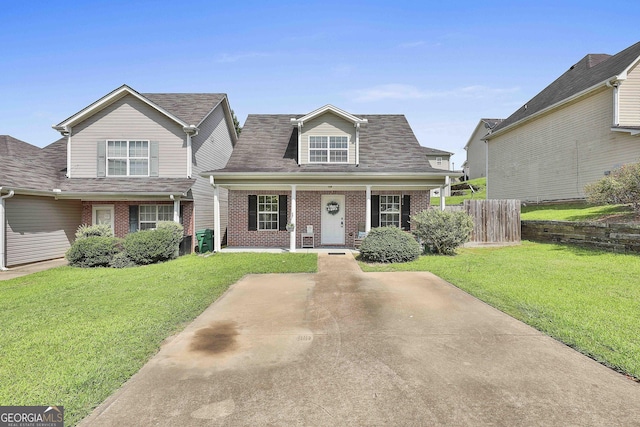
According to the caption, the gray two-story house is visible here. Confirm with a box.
[0,85,237,269]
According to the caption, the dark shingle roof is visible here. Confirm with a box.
[493,41,640,133]
[216,114,443,173]
[0,135,42,158]
[422,146,453,156]
[142,93,226,125]
[58,178,195,195]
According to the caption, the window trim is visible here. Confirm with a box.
[106,140,150,177]
[92,205,115,231]
[379,195,401,228]
[257,195,279,231]
[138,204,173,230]
[308,135,349,164]
[436,157,443,166]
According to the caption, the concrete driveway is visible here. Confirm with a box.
[81,253,640,426]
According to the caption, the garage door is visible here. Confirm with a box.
[6,195,82,267]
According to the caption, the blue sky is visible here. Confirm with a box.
[2,0,639,167]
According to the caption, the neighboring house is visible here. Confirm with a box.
[463,119,502,180]
[485,41,640,202]
[422,146,453,197]
[1,85,237,269]
[204,105,455,251]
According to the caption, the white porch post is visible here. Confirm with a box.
[213,183,221,252]
[290,185,297,252]
[172,197,180,223]
[439,175,450,211]
[365,185,372,232]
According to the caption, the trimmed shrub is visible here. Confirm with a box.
[75,223,114,240]
[109,252,136,268]
[359,226,421,263]
[584,162,640,214]
[123,222,184,265]
[411,209,473,255]
[66,236,122,268]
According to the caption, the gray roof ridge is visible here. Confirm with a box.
[492,41,640,133]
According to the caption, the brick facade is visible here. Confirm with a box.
[81,200,194,242]
[228,189,429,248]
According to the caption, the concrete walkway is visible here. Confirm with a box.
[80,253,640,426]
[0,258,67,281]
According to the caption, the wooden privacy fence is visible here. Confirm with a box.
[463,199,521,243]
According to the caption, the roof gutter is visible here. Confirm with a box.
[487,76,623,140]
[1,188,15,270]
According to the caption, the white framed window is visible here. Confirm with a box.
[309,136,348,163]
[436,157,443,166]
[139,205,173,230]
[258,195,279,230]
[107,140,149,176]
[92,205,115,231]
[380,195,401,227]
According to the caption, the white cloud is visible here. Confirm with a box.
[216,52,271,63]
[398,40,426,48]
[350,84,520,102]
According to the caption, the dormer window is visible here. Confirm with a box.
[107,140,149,176]
[309,136,348,163]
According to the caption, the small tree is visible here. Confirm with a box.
[584,162,640,214]
[411,209,473,255]
[231,109,242,135]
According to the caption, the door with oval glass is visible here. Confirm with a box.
[321,195,345,245]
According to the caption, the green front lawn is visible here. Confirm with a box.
[360,242,640,380]
[521,202,635,221]
[0,253,317,426]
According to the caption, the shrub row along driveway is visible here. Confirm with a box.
[81,253,640,426]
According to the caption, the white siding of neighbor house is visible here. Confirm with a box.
[6,196,82,267]
[465,123,489,179]
[69,94,187,178]
[488,87,640,202]
[191,102,235,238]
[300,112,356,165]
[618,62,640,126]
[426,155,450,171]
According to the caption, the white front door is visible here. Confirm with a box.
[321,195,345,245]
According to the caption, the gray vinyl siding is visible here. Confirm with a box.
[488,88,640,202]
[6,195,82,266]
[300,112,356,165]
[191,103,235,236]
[619,62,640,126]
[70,94,187,178]
[465,123,488,179]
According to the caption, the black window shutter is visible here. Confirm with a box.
[248,195,257,231]
[129,205,139,233]
[179,205,184,226]
[371,195,380,228]
[401,195,411,230]
[278,195,288,231]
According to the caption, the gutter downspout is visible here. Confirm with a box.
[355,122,360,166]
[606,80,620,126]
[183,126,199,178]
[210,176,221,252]
[297,122,302,165]
[1,189,15,271]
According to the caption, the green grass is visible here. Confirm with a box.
[360,241,640,380]
[521,202,635,221]
[0,253,317,426]
[431,177,486,206]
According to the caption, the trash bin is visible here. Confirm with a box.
[179,235,193,256]
[195,229,214,253]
